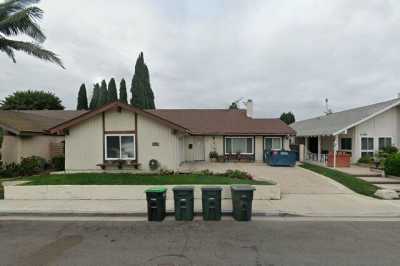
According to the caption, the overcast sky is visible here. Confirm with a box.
[1,0,400,119]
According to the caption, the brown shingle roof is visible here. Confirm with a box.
[147,109,295,135]
[0,110,87,134]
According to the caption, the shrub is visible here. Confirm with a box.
[224,169,253,180]
[160,168,174,175]
[0,156,48,178]
[384,153,400,176]
[19,156,48,176]
[51,156,65,171]
[358,156,373,164]
[381,146,398,155]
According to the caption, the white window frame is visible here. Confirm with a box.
[224,136,254,155]
[340,137,352,151]
[378,136,392,150]
[361,137,374,157]
[264,137,282,151]
[105,134,136,160]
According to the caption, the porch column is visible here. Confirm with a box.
[318,136,321,162]
[304,137,309,160]
[333,135,338,168]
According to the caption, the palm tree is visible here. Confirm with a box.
[0,0,64,68]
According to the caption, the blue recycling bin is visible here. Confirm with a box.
[264,150,296,167]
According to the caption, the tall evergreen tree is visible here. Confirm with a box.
[280,112,296,125]
[98,80,108,107]
[119,78,128,104]
[107,78,118,103]
[89,83,100,110]
[77,83,88,110]
[130,52,155,109]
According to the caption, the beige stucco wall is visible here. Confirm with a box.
[1,134,20,164]
[204,136,223,161]
[1,134,64,164]
[104,109,135,131]
[137,114,182,170]
[255,136,263,161]
[65,114,103,170]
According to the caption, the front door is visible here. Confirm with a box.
[184,136,205,161]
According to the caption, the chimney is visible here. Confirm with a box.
[244,99,253,118]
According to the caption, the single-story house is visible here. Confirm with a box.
[291,97,400,167]
[0,110,86,163]
[45,100,295,171]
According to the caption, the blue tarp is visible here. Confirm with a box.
[264,150,297,167]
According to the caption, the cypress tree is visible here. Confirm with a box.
[77,83,88,110]
[89,83,100,110]
[119,78,128,104]
[107,78,118,103]
[98,80,108,107]
[131,52,155,109]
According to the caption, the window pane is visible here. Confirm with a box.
[379,138,384,150]
[232,138,246,154]
[121,136,135,159]
[106,136,120,159]
[225,138,232,153]
[265,138,272,150]
[341,138,352,150]
[361,138,368,150]
[272,138,281,150]
[368,138,374,150]
[246,138,253,153]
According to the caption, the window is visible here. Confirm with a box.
[340,138,352,150]
[264,137,282,151]
[378,137,392,150]
[105,134,135,160]
[224,137,254,154]
[361,137,374,158]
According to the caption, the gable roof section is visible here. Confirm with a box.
[48,102,295,136]
[0,110,87,135]
[48,102,190,134]
[291,98,400,137]
[147,109,295,135]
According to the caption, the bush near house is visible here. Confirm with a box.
[51,156,65,171]
[0,156,48,178]
[383,153,400,177]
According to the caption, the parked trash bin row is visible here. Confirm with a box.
[145,185,255,222]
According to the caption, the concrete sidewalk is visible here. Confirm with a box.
[1,195,400,217]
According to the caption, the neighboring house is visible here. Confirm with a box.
[49,101,295,171]
[291,97,400,166]
[0,110,87,163]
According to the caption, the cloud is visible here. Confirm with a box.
[1,0,400,120]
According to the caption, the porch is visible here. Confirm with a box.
[301,134,353,168]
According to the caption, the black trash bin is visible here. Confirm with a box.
[231,185,256,221]
[173,186,194,221]
[145,187,167,221]
[201,186,222,221]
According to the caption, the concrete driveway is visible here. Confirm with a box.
[179,162,353,195]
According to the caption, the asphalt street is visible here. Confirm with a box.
[1,218,400,266]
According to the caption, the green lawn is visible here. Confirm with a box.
[23,173,271,186]
[301,163,379,198]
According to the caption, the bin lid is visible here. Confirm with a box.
[231,185,255,191]
[172,186,194,191]
[145,187,167,193]
[201,186,222,191]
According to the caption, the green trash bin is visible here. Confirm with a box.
[231,185,256,221]
[173,186,194,221]
[201,186,222,221]
[145,187,167,221]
